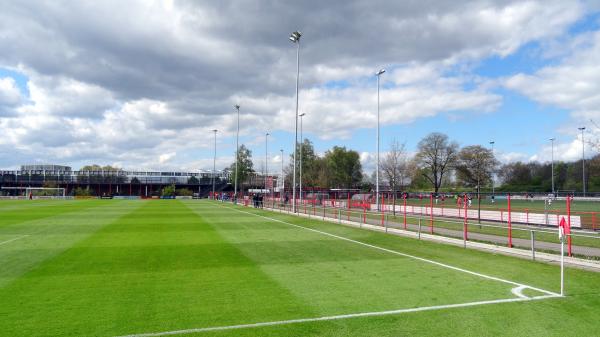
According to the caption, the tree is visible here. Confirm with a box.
[187,176,200,185]
[176,188,193,196]
[455,145,498,188]
[324,146,363,188]
[78,165,124,184]
[285,139,320,187]
[80,165,121,171]
[298,139,319,186]
[229,144,254,187]
[589,154,600,191]
[415,132,459,193]
[380,140,409,214]
[162,184,176,197]
[73,187,93,196]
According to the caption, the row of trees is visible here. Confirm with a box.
[379,132,599,193]
[289,141,363,189]
[228,142,364,189]
[379,132,499,194]
[230,131,598,193]
[498,158,600,192]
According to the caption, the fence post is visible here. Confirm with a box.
[338,209,341,224]
[381,195,385,227]
[593,212,597,231]
[464,196,468,241]
[363,207,366,225]
[507,193,513,248]
[347,194,350,212]
[385,214,388,233]
[531,230,535,261]
[429,193,434,234]
[403,194,407,230]
[418,216,422,240]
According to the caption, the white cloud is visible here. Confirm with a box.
[0,0,590,169]
[158,152,176,164]
[504,30,600,162]
[0,77,24,114]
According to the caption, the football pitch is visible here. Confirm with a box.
[1,200,599,336]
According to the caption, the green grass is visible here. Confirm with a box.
[0,199,599,336]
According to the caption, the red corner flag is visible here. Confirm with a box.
[559,217,570,240]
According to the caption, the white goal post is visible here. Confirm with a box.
[1,187,66,199]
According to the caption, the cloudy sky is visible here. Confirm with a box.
[1,0,599,172]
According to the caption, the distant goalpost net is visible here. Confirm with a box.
[1,187,66,199]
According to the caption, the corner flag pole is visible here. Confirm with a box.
[561,233,564,296]
[559,216,566,296]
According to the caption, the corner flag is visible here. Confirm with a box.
[559,217,570,241]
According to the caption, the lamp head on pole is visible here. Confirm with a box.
[234,104,240,110]
[289,31,301,43]
[376,69,386,76]
[299,113,306,117]
[212,129,217,133]
[578,127,586,131]
[550,137,555,141]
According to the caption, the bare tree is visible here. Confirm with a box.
[590,119,600,152]
[380,140,408,215]
[415,132,459,194]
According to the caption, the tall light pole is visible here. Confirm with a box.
[550,137,555,196]
[234,104,240,203]
[489,141,495,201]
[299,113,305,205]
[280,149,284,203]
[375,68,385,211]
[579,127,586,197]
[212,129,218,199]
[290,30,301,213]
[265,132,269,193]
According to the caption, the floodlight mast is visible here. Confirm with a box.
[579,127,586,197]
[375,68,385,211]
[280,149,284,203]
[489,141,495,200]
[212,129,218,199]
[550,138,555,196]
[234,104,240,203]
[290,30,301,213]
[299,113,305,206]
[265,132,270,194]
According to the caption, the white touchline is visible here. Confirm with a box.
[0,234,29,246]
[116,295,555,337]
[226,205,561,298]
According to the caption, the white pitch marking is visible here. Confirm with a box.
[116,295,554,337]
[511,285,529,299]
[0,234,29,246]
[225,205,561,298]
